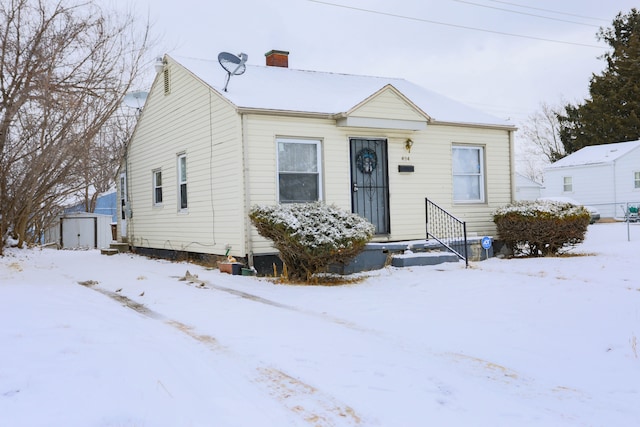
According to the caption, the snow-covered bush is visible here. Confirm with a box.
[493,200,590,257]
[249,202,375,281]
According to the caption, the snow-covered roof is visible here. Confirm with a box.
[546,140,640,169]
[515,172,542,188]
[173,55,512,128]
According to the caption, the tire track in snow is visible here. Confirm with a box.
[180,276,594,410]
[77,280,363,427]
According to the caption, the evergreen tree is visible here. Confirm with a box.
[558,9,640,154]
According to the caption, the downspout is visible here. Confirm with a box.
[612,160,617,217]
[241,113,254,266]
[124,139,132,245]
[509,129,516,202]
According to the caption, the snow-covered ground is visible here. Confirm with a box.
[1,222,639,427]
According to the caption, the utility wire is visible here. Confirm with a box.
[307,0,603,49]
[487,0,609,22]
[451,0,600,28]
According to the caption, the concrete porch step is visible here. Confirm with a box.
[391,251,460,267]
[100,242,130,255]
[109,242,130,253]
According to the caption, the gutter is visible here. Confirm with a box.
[236,107,516,132]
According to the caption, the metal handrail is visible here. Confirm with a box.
[425,198,468,267]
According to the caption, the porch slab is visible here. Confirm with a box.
[100,248,119,256]
[109,242,130,253]
[391,252,460,267]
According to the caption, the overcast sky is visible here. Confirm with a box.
[115,0,636,126]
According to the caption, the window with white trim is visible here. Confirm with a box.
[634,171,640,189]
[563,176,573,192]
[153,169,163,205]
[452,145,485,202]
[177,154,187,210]
[277,138,322,203]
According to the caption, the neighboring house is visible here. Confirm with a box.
[118,50,516,268]
[514,172,543,201]
[542,139,640,218]
[65,191,118,223]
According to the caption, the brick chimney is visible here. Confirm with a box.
[265,50,289,68]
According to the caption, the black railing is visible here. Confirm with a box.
[425,198,468,267]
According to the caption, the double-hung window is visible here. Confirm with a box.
[563,176,573,192]
[452,145,485,203]
[277,138,322,203]
[177,154,188,210]
[634,171,640,189]
[153,170,163,205]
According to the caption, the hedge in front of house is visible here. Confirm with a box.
[493,200,590,257]
[249,202,375,282]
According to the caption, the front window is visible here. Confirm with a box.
[452,145,485,202]
[153,170,163,205]
[277,138,322,203]
[178,154,187,210]
[563,176,573,192]
[634,171,640,189]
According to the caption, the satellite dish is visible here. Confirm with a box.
[218,52,248,92]
[123,91,148,112]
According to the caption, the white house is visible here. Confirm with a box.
[514,172,543,201]
[118,50,516,270]
[542,139,640,218]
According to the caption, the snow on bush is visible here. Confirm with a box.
[249,202,375,282]
[493,200,590,257]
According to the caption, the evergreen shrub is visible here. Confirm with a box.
[493,200,590,257]
[249,202,375,282]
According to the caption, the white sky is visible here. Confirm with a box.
[113,0,637,125]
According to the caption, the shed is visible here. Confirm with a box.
[514,173,543,201]
[44,212,114,249]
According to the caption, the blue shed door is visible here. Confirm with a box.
[350,138,390,235]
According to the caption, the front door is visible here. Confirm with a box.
[350,138,390,235]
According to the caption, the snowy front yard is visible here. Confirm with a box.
[1,223,639,426]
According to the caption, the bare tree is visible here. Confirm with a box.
[72,111,137,214]
[0,0,149,253]
[521,102,566,164]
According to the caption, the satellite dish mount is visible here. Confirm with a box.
[218,52,248,92]
[123,90,148,114]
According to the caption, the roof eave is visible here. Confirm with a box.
[430,119,517,131]
[236,107,335,119]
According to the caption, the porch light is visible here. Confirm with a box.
[405,138,414,153]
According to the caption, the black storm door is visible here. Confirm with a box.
[350,138,390,234]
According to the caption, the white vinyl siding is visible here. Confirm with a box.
[452,145,485,203]
[349,87,426,122]
[244,115,512,253]
[277,138,322,203]
[124,57,245,257]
